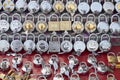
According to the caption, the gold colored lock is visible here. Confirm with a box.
[29,78,36,80]
[66,1,77,13]
[117,52,120,63]
[115,64,120,68]
[0,73,5,79]
[115,2,120,13]
[107,52,117,63]
[85,21,96,33]
[15,75,21,80]
[23,21,34,32]
[107,74,116,80]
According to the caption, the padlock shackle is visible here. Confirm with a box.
[79,0,88,3]
[71,73,80,79]
[87,14,96,22]
[49,13,59,21]
[98,14,108,22]
[34,54,42,59]
[61,13,71,21]
[74,14,83,22]
[12,33,21,41]
[12,13,21,21]
[50,34,60,42]
[88,72,99,80]
[75,34,84,42]
[101,34,110,42]
[107,74,115,79]
[26,33,35,42]
[63,33,72,42]
[0,33,8,41]
[38,34,47,41]
[89,33,98,41]
[0,13,9,21]
[38,13,47,22]
[38,75,47,80]
[107,52,116,57]
[105,0,113,2]
[98,61,105,66]
[54,73,64,78]
[51,54,58,59]
[111,14,119,22]
[68,55,75,60]
[2,58,9,62]
[25,13,34,21]
[44,64,51,68]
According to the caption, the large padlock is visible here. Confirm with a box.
[48,32,60,53]
[107,52,117,63]
[107,74,116,80]
[88,72,99,80]
[60,13,71,31]
[48,13,60,31]
[117,52,120,63]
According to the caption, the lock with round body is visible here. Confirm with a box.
[37,75,47,80]
[10,13,22,33]
[3,0,15,13]
[78,0,90,15]
[107,52,117,63]
[0,33,10,53]
[85,14,96,33]
[88,72,99,80]
[53,73,64,80]
[15,0,27,12]
[12,54,22,66]
[0,13,9,33]
[0,58,10,71]
[36,34,48,54]
[11,33,23,53]
[70,73,80,80]
[74,34,86,56]
[22,61,32,73]
[115,1,120,13]
[87,54,97,65]
[97,14,109,33]
[36,14,48,33]
[23,13,35,33]
[107,74,116,80]
[103,0,114,14]
[28,0,39,13]
[0,1,2,10]
[53,0,65,13]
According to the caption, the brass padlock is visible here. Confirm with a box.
[117,52,120,63]
[107,74,116,80]
[48,13,60,31]
[107,52,117,63]
[60,13,71,31]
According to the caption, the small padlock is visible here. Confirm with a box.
[0,33,10,53]
[117,52,120,63]
[0,58,10,71]
[12,54,22,66]
[53,0,65,13]
[53,73,64,80]
[37,75,47,80]
[10,13,22,33]
[107,74,116,80]
[88,72,99,80]
[60,13,71,31]
[36,14,48,33]
[87,54,97,65]
[22,61,32,73]
[85,14,96,33]
[107,52,117,63]
[70,73,80,80]
[36,34,48,54]
[0,13,9,33]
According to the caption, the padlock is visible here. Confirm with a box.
[107,74,116,80]
[70,73,80,80]
[0,13,9,33]
[22,61,32,73]
[115,64,120,68]
[23,13,35,33]
[60,13,71,31]
[15,0,27,12]
[97,14,109,33]
[23,33,36,54]
[117,52,120,63]
[48,32,60,53]
[107,52,117,63]
[48,13,60,31]
[72,14,84,33]
[60,32,73,54]
[0,73,5,79]
[110,14,120,34]
[115,1,120,13]
[78,0,90,14]
[3,0,15,12]
[11,33,23,53]
[85,14,96,33]
[37,75,47,80]
[40,0,52,14]
[103,0,114,14]
[53,0,65,13]
[0,1,2,10]
[87,54,97,65]
[0,33,10,53]
[36,34,48,54]
[36,14,48,33]
[74,34,86,56]
[28,0,39,13]
[90,0,102,14]
[10,13,22,33]
[88,72,99,80]
[0,58,10,71]
[53,73,64,80]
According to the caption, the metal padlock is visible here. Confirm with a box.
[23,13,35,33]
[23,33,36,54]
[53,73,64,80]
[117,52,120,63]
[22,61,32,73]
[40,0,52,14]
[0,1,2,10]
[74,34,86,56]
[103,0,114,14]
[15,0,27,12]
[11,33,23,53]
[115,1,120,13]
[12,54,22,66]
[78,0,90,14]
[36,14,48,33]
[37,75,47,80]
[85,14,96,33]
[10,13,22,33]
[60,32,73,54]
[48,13,60,31]
[0,13,9,33]
[87,54,97,65]
[48,32,60,53]
[53,0,65,13]
[0,58,10,71]
[87,33,99,54]
[110,14,120,34]
[28,0,39,13]
[90,0,102,14]
[107,74,116,80]
[60,13,71,31]
[70,73,80,80]
[107,52,117,63]
[97,14,109,33]
[0,33,10,53]
[3,0,15,12]
[88,72,99,80]
[36,34,48,54]
[72,14,84,33]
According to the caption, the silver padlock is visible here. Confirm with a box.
[107,74,116,80]
[0,58,10,71]
[0,13,9,33]
[90,0,102,14]
[53,73,64,80]
[15,0,27,12]
[0,33,10,53]
[49,54,59,74]
[0,1,2,10]
[48,32,60,53]
[74,34,86,56]
[36,34,48,54]
[37,75,47,80]
[103,0,114,14]
[40,0,52,14]
[97,14,109,33]
[70,73,80,80]
[88,72,99,80]
[23,33,36,54]
[10,13,22,33]
[110,14,120,34]
[87,54,97,65]
[60,32,73,54]
[11,33,23,53]
[22,61,32,73]
[28,0,39,13]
